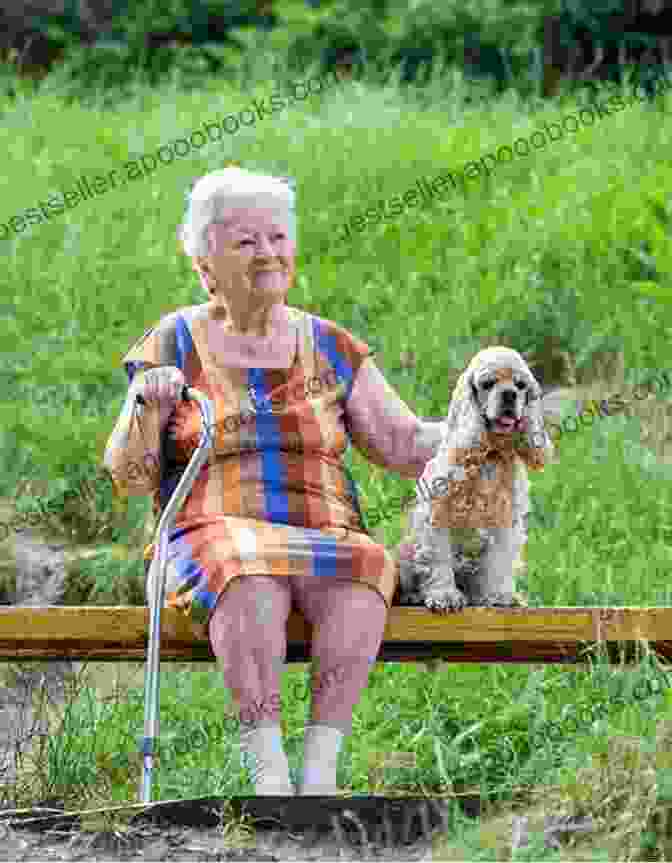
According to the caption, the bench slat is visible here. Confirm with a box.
[1,607,670,665]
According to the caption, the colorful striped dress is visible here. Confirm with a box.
[103,301,440,639]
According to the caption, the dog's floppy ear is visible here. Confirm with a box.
[517,370,554,470]
[526,375,543,406]
[443,366,485,450]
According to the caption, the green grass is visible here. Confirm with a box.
[2,46,672,859]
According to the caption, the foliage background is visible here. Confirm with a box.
[2,1,672,858]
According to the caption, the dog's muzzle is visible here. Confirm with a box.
[485,390,527,434]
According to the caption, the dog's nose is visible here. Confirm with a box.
[501,389,517,404]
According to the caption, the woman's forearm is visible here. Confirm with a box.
[102,390,168,496]
[346,358,445,478]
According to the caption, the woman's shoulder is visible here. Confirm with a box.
[122,305,203,364]
[288,305,362,342]
[148,304,210,336]
[288,306,373,376]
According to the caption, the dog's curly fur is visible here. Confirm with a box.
[397,347,554,613]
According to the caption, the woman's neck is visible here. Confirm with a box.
[205,300,296,369]
[209,298,287,338]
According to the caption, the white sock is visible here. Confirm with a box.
[239,723,294,795]
[298,722,346,795]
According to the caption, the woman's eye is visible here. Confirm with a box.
[239,235,285,246]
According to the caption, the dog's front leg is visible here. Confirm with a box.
[469,527,527,608]
[421,527,468,613]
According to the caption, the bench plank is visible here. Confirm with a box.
[1,607,671,665]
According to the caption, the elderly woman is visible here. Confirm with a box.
[103,165,444,796]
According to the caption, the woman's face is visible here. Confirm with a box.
[197,204,296,305]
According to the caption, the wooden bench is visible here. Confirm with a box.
[1,606,671,666]
[27,396,666,670]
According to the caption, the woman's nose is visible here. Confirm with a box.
[253,235,275,256]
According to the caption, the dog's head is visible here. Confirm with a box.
[445,346,553,470]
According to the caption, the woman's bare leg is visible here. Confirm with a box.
[290,577,388,793]
[208,575,293,794]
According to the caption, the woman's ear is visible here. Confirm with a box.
[191,257,214,296]
[194,256,209,275]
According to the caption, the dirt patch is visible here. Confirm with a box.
[0,797,446,861]
[0,819,436,861]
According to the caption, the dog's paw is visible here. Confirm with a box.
[469,591,528,608]
[423,587,468,614]
[395,585,424,606]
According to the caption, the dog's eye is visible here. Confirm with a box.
[515,381,528,391]
[480,380,495,391]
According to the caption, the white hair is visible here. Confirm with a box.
[178,166,296,258]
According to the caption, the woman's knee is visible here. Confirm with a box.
[308,584,387,676]
[209,576,290,711]
[208,575,292,651]
[315,582,387,632]
[294,577,385,624]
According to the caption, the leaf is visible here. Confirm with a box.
[642,217,672,281]
[646,194,671,229]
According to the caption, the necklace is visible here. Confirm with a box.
[247,383,280,414]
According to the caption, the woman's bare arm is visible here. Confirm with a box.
[345,357,445,479]
[102,373,174,498]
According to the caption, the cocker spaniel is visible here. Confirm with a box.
[397,346,554,612]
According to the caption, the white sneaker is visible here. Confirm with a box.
[297,724,345,796]
[239,723,295,796]
[255,776,295,796]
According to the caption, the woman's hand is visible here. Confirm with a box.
[131,366,186,409]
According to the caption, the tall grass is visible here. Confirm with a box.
[2,45,672,858]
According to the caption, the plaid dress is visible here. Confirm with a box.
[104,302,399,638]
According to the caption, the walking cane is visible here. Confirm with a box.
[135,385,216,804]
